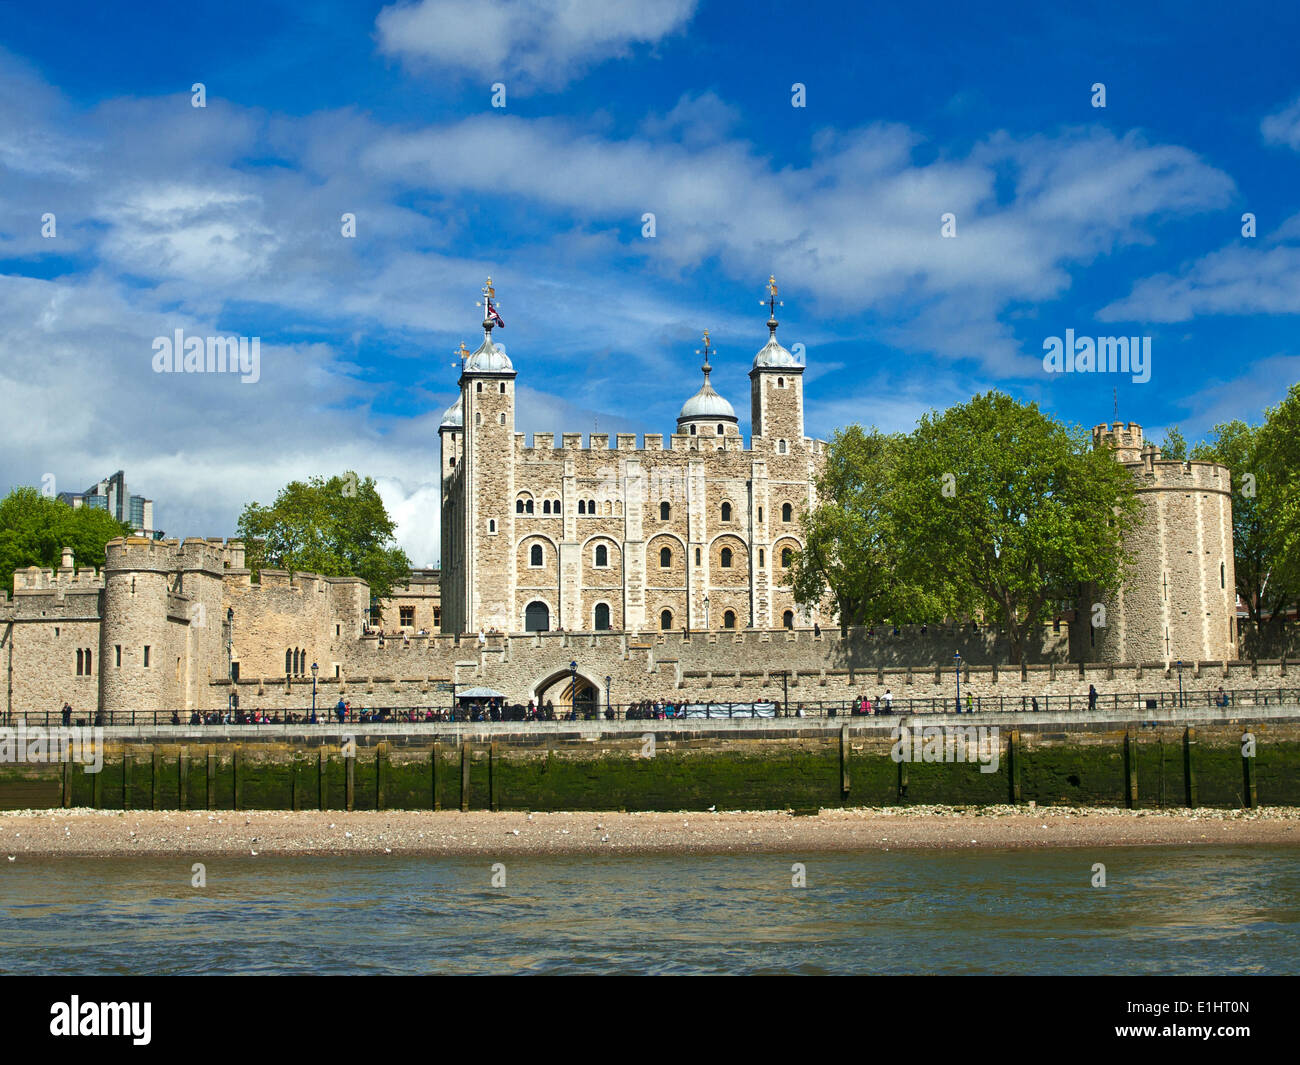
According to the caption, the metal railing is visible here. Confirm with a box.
[12,687,1300,729]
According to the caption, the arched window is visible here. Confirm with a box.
[516,499,524,513]
[530,544,543,567]
[778,440,787,454]
[689,425,696,435]
[525,602,550,632]
[476,381,483,392]
[723,610,736,629]
[721,501,732,522]
[286,649,292,674]
[759,548,765,566]
[660,501,671,521]
[595,544,608,567]
[488,519,496,533]
[777,377,784,388]
[660,609,673,630]
[660,547,672,568]
[588,499,595,512]
[475,413,482,425]
[84,649,91,674]
[543,500,551,514]
[578,500,586,515]
[76,649,83,676]
[783,611,794,629]
[781,548,793,567]
[721,547,733,568]
[717,424,724,435]
[594,603,611,630]
[782,502,793,522]
[499,382,505,394]
[552,500,560,512]
[526,499,533,514]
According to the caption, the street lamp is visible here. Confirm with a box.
[703,595,710,630]
[570,659,578,720]
[954,650,962,713]
[605,675,612,719]
[311,661,318,717]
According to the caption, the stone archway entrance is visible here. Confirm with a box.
[533,669,600,719]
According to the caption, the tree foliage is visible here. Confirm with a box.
[790,426,943,633]
[1193,386,1300,642]
[1159,424,1188,461]
[887,391,1141,665]
[236,473,412,604]
[0,487,131,593]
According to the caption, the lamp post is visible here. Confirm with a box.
[780,670,789,717]
[704,595,710,631]
[311,661,318,717]
[570,659,578,720]
[1177,659,1184,709]
[954,650,962,713]
[605,675,612,720]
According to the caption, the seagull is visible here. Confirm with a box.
[6,856,14,862]
[707,805,717,813]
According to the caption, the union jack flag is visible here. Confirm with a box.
[487,300,505,328]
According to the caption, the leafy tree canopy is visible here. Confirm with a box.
[236,473,412,604]
[888,391,1141,665]
[0,487,131,593]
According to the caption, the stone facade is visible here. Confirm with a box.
[439,284,826,637]
[1072,423,1237,664]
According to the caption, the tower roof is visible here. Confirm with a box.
[677,330,737,424]
[462,276,514,374]
[439,398,463,430]
[752,274,800,369]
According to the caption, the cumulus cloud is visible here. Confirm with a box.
[1262,95,1300,150]
[374,0,697,89]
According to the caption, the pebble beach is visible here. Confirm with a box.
[2,805,1297,858]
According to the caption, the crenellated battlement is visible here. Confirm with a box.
[1093,421,1144,463]
[512,431,825,458]
[10,547,105,593]
[105,536,246,575]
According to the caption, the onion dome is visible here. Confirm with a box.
[676,330,737,426]
[439,398,463,430]
[752,274,800,369]
[463,276,514,373]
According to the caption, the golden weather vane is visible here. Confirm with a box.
[762,275,783,319]
[695,329,713,370]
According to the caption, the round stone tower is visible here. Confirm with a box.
[1073,422,1237,665]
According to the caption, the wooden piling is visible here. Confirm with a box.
[460,743,470,812]
[123,749,132,810]
[345,747,355,811]
[839,726,850,801]
[232,747,241,811]
[489,741,499,812]
[1242,731,1257,809]
[206,748,215,810]
[896,750,908,802]
[1123,730,1138,809]
[92,752,102,809]
[376,742,387,811]
[61,756,71,809]
[152,748,161,810]
[178,748,188,811]
[1008,729,1021,804]
[432,743,441,811]
[318,747,327,810]
[1183,727,1198,808]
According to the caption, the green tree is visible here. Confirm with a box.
[237,473,412,605]
[890,391,1141,665]
[0,487,131,593]
[1261,385,1300,618]
[790,426,942,633]
[1159,424,1189,460]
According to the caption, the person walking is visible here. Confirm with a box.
[1088,684,1098,711]
[61,702,72,726]
[883,689,893,714]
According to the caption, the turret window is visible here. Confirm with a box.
[782,503,792,522]
[476,382,483,393]
[530,544,543,567]
[777,440,787,454]
[660,547,673,568]
[660,609,673,630]
[721,501,732,522]
[721,547,733,568]
[660,502,671,521]
[777,377,784,388]
[723,610,736,629]
[716,424,724,434]
[781,548,793,567]
[595,544,608,567]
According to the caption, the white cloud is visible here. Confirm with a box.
[374,0,697,89]
[1262,96,1300,151]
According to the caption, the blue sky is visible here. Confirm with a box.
[2,0,1298,565]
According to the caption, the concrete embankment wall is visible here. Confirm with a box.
[3,707,1298,812]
